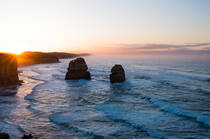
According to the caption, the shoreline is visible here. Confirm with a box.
[0,65,44,138]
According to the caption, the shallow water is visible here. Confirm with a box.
[0,56,210,139]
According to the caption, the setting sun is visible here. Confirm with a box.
[0,0,210,138]
[1,43,27,54]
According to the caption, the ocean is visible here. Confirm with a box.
[0,55,210,139]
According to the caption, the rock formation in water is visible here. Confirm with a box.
[0,133,34,139]
[0,53,21,86]
[110,64,125,83]
[0,132,10,139]
[65,57,91,80]
[21,134,34,139]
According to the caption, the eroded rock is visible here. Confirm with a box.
[110,64,125,83]
[65,57,91,80]
[0,132,10,139]
[21,134,33,139]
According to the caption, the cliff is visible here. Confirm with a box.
[46,52,78,59]
[0,53,20,86]
[17,51,60,66]
[17,51,87,66]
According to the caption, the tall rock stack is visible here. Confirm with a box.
[65,57,91,80]
[0,53,20,86]
[110,64,126,83]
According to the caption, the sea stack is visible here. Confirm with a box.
[110,64,125,83]
[65,57,91,80]
[21,134,34,139]
[0,133,10,139]
[0,53,20,86]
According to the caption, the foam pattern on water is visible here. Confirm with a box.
[0,56,210,138]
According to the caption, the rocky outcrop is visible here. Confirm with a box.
[65,57,91,80]
[0,132,10,139]
[21,134,34,139]
[0,53,20,86]
[110,64,125,83]
[0,133,34,139]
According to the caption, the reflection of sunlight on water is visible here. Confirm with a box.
[17,76,42,98]
[1,56,210,138]
[17,68,42,98]
[0,67,44,138]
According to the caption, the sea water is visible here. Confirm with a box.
[0,55,210,139]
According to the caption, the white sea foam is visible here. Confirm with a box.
[1,56,210,138]
[150,98,210,126]
[96,104,168,139]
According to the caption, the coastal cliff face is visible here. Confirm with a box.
[17,52,60,66]
[17,51,86,66]
[0,53,20,86]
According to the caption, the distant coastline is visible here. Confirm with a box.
[0,51,90,87]
[16,51,90,66]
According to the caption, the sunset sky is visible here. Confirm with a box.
[0,0,210,55]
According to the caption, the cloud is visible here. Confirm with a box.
[202,46,210,50]
[120,43,210,50]
[102,43,210,55]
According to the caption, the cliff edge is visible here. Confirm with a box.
[0,53,20,86]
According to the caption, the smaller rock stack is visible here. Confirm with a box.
[65,57,91,80]
[110,64,126,83]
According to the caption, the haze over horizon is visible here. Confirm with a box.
[0,0,210,56]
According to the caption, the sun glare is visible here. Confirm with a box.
[9,49,24,55]
[1,44,26,54]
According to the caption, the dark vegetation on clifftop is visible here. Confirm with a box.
[17,51,90,66]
